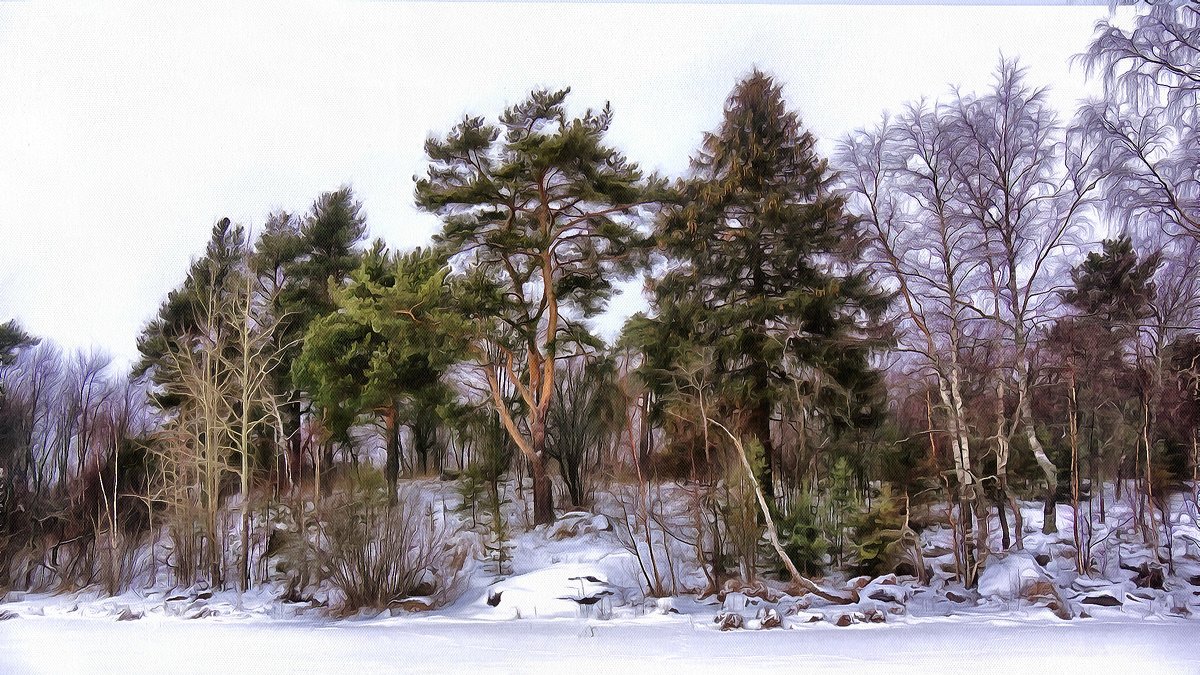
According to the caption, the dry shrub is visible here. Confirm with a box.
[316,472,454,612]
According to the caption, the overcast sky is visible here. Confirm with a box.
[0,1,1127,370]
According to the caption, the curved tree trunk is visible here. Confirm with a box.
[1016,344,1058,534]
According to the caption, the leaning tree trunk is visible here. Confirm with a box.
[1017,361,1058,534]
[712,419,855,605]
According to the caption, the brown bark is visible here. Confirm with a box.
[384,404,400,507]
[530,422,554,526]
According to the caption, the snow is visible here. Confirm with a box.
[1,614,1195,674]
[978,552,1052,599]
[4,481,1200,671]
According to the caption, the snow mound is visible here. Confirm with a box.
[978,552,1051,599]
[467,564,620,619]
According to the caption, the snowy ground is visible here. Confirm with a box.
[2,613,1197,674]
[4,481,1200,672]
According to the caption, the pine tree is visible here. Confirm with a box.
[416,88,662,525]
[0,321,36,369]
[292,244,467,504]
[275,189,368,488]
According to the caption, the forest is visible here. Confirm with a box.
[1,4,1199,653]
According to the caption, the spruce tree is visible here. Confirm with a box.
[650,71,888,498]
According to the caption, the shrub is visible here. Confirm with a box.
[775,492,828,577]
[848,484,906,578]
[316,472,451,611]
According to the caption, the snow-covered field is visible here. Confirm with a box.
[1,613,1196,674]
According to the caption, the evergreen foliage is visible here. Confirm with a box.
[416,87,663,525]
[647,71,889,497]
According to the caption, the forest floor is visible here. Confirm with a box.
[3,481,1200,672]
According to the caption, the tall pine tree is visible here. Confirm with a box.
[416,88,662,525]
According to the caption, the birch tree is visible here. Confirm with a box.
[1078,1,1200,241]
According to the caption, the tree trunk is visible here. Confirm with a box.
[743,398,776,502]
[530,420,554,526]
[714,419,855,605]
[384,405,400,507]
[284,397,302,494]
[1068,367,1084,574]
[1017,366,1058,534]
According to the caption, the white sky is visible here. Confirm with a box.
[0,1,1125,370]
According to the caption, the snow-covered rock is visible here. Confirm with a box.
[978,552,1052,599]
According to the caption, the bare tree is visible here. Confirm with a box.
[218,259,293,593]
[839,102,988,584]
[155,266,240,587]
[1078,2,1200,240]
[950,60,1101,534]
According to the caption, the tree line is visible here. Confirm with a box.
[1,3,1197,604]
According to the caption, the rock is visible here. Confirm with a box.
[590,514,612,532]
[1135,564,1165,590]
[715,611,744,631]
[760,608,781,629]
[804,613,824,623]
[195,590,213,600]
[1043,599,1071,620]
[722,592,748,614]
[1023,580,1058,601]
[1081,594,1122,607]
[187,607,217,619]
[865,581,910,604]
[863,608,886,623]
[1034,554,1052,567]
[389,598,432,613]
[834,613,854,627]
[1021,580,1072,620]
[944,590,975,604]
[978,552,1051,600]
[116,607,142,621]
[0,610,17,621]
[1188,574,1200,587]
[847,576,872,590]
